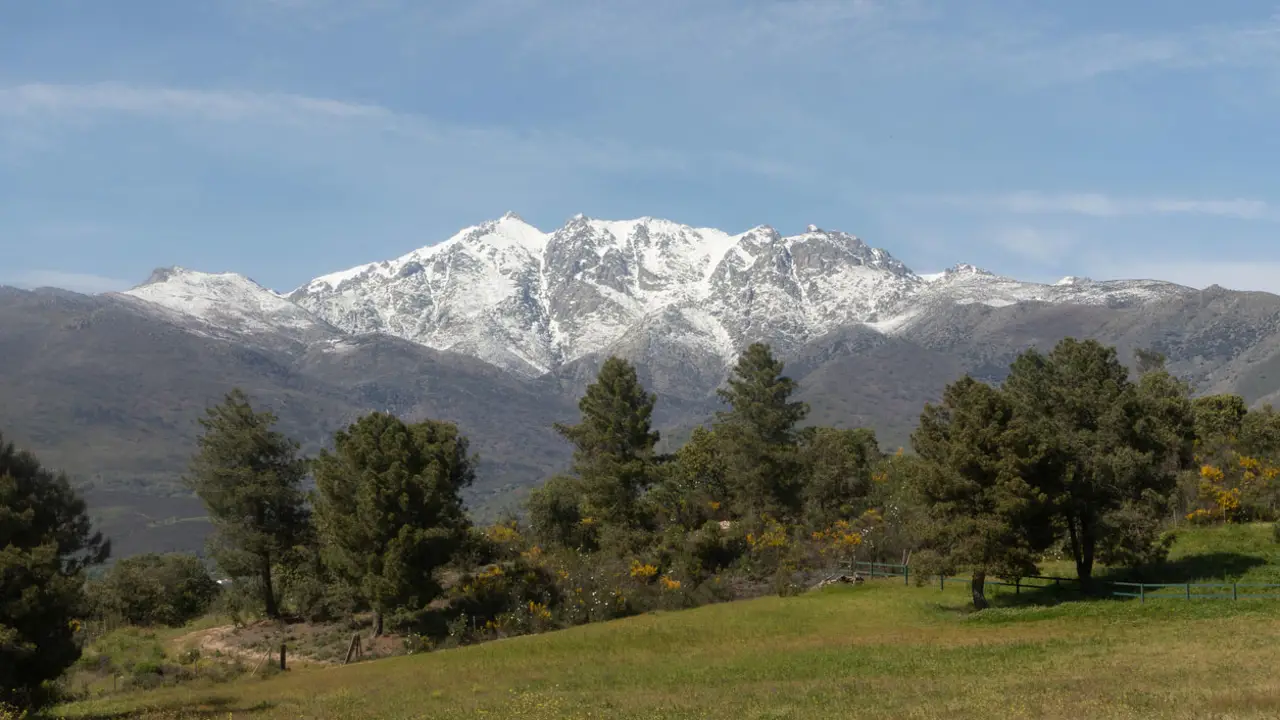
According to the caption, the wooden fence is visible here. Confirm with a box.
[847,561,1280,602]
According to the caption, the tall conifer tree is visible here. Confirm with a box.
[312,412,474,635]
[185,389,309,619]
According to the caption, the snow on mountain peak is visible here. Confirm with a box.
[123,266,333,342]
[120,215,1196,376]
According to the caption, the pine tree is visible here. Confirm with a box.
[714,343,809,520]
[185,389,309,620]
[553,356,660,531]
[910,377,1051,609]
[312,412,474,636]
[1,432,109,712]
[1003,339,1194,590]
[800,426,881,529]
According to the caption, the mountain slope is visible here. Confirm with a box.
[6,214,1280,558]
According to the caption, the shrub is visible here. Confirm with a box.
[88,553,219,627]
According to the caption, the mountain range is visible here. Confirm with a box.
[6,213,1280,557]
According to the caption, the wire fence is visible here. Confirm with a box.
[847,561,1280,602]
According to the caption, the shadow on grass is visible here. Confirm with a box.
[1103,552,1269,584]
[46,696,276,720]
[965,551,1274,610]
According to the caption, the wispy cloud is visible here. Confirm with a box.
[0,83,390,122]
[0,82,716,175]
[929,192,1273,220]
[7,270,135,294]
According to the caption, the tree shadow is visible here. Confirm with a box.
[45,696,277,719]
[1099,552,1269,585]
[973,551,1273,610]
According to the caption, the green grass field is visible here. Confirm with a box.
[55,523,1280,720]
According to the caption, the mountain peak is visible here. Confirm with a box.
[138,266,184,288]
[1055,275,1092,286]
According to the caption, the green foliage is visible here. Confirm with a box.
[799,426,882,529]
[552,357,661,532]
[312,412,474,635]
[1193,394,1249,452]
[0,432,109,712]
[649,426,730,532]
[184,389,309,619]
[714,343,810,521]
[526,475,599,551]
[909,377,1051,608]
[1003,338,1196,587]
[88,553,219,627]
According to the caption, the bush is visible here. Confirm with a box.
[88,553,219,627]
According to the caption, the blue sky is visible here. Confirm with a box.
[3,0,1280,294]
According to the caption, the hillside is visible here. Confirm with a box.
[7,216,1280,556]
[57,523,1280,720]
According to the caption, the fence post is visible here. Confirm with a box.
[940,574,945,591]
[1234,582,1239,601]
[1015,578,1021,595]
[1140,584,1145,604]
[1186,583,1191,601]
[904,564,909,586]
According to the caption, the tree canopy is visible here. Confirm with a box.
[714,342,810,520]
[1,432,108,712]
[185,389,309,619]
[312,412,474,635]
[553,356,661,531]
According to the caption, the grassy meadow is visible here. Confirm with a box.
[53,522,1280,720]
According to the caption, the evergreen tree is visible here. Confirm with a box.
[312,412,474,636]
[1192,394,1249,454]
[1003,339,1194,590]
[714,343,810,520]
[527,475,597,550]
[185,389,309,620]
[910,377,1051,609]
[650,426,731,531]
[800,426,881,529]
[553,356,660,531]
[1,432,109,712]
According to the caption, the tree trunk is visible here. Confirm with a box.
[970,571,988,610]
[1079,513,1096,594]
[373,610,384,638]
[261,552,279,619]
[1066,513,1091,593]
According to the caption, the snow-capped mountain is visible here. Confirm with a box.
[122,266,339,346]
[120,214,1195,376]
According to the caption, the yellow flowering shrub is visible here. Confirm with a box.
[629,559,658,580]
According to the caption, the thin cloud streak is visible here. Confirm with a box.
[930,192,1272,220]
[0,83,805,177]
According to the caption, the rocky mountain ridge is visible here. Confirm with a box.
[118,214,1195,377]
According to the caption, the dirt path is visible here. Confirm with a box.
[170,624,333,668]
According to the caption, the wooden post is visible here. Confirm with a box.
[1015,578,1021,595]
[1234,582,1239,601]
[1140,584,1145,604]
[280,643,287,671]
[939,574,945,591]
[903,564,909,586]
[1186,583,1192,601]
[344,633,362,665]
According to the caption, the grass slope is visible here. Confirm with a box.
[55,524,1280,720]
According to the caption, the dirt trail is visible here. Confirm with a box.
[170,624,333,668]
